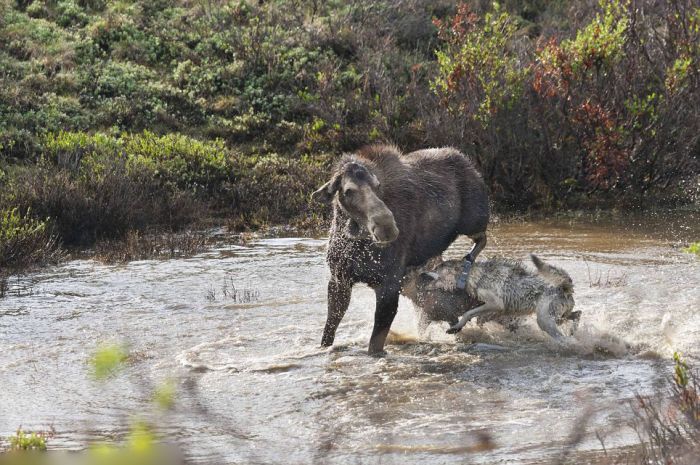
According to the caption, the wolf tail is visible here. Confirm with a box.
[530,254,573,293]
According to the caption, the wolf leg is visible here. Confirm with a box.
[535,300,566,341]
[446,304,494,334]
[416,310,430,335]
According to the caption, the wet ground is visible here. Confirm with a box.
[1,212,699,464]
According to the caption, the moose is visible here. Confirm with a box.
[311,145,489,354]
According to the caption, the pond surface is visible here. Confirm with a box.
[1,212,699,464]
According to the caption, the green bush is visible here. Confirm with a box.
[79,60,202,130]
[43,130,122,171]
[228,152,330,227]
[124,131,230,193]
[5,158,198,245]
[6,428,51,451]
[56,0,89,28]
[433,3,527,124]
[1,0,699,239]
[4,129,328,245]
[43,130,231,192]
[683,243,700,256]
[0,206,58,270]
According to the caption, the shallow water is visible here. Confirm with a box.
[1,212,699,464]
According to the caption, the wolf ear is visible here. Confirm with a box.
[530,254,545,270]
[418,271,439,284]
[367,171,380,189]
[311,174,341,204]
[424,255,444,270]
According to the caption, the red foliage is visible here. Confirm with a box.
[573,101,630,190]
[532,36,630,190]
[533,38,572,98]
[433,2,478,44]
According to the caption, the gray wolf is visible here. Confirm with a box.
[311,145,489,354]
[403,254,580,341]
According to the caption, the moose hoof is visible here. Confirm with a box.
[368,349,388,358]
[446,326,461,334]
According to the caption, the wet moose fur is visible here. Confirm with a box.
[312,145,489,354]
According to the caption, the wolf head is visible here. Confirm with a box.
[530,255,579,335]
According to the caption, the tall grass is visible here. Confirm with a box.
[627,353,700,464]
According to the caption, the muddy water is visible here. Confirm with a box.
[1,213,699,464]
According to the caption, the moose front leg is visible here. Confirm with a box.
[368,282,401,355]
[321,279,352,347]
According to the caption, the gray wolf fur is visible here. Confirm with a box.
[402,254,580,340]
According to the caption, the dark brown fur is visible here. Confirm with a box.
[313,145,489,354]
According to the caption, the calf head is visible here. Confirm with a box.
[402,256,482,325]
[416,260,463,292]
[312,161,399,245]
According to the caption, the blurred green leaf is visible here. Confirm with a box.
[90,343,127,380]
[153,379,176,411]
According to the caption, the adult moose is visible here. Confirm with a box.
[312,145,489,354]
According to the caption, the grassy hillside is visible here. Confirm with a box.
[1,0,699,268]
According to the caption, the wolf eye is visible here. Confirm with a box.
[343,188,356,198]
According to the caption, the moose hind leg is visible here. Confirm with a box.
[465,231,487,262]
[321,279,352,347]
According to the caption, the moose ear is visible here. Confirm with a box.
[311,174,340,204]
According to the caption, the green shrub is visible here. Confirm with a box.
[56,0,89,28]
[433,2,527,124]
[0,206,58,270]
[6,428,51,451]
[228,152,330,226]
[683,243,700,256]
[0,8,72,60]
[124,131,230,193]
[3,130,240,245]
[6,160,198,245]
[83,61,190,130]
[43,130,231,191]
[43,130,123,171]
[565,1,628,73]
